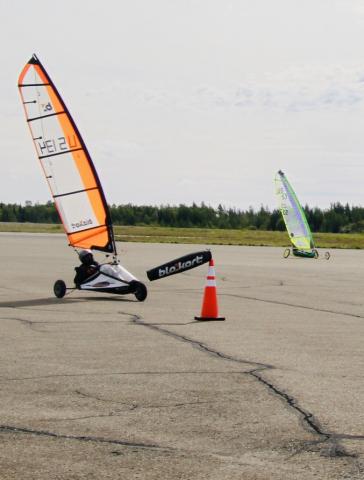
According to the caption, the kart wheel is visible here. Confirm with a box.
[54,279,66,298]
[134,282,147,302]
[313,249,319,259]
[283,248,290,258]
[325,251,330,260]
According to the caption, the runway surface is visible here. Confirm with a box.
[1,233,364,479]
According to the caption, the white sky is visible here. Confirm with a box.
[1,0,364,209]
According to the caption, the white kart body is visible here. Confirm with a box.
[53,260,147,301]
[79,263,138,291]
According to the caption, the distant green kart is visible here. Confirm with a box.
[275,170,331,261]
[283,248,330,260]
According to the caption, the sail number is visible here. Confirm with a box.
[276,187,287,200]
[37,135,79,156]
[42,102,53,112]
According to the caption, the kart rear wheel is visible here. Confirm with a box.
[313,249,319,259]
[54,279,66,298]
[283,248,290,258]
[134,282,147,302]
[325,251,330,260]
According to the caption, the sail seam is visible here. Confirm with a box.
[39,148,83,160]
[18,83,51,87]
[54,187,98,198]
[66,224,108,236]
[27,111,65,122]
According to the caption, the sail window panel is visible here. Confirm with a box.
[20,68,63,116]
[283,202,308,239]
[281,182,310,239]
[28,114,80,157]
[20,85,62,119]
[20,85,54,120]
[29,114,98,195]
[55,191,101,234]
[40,151,89,197]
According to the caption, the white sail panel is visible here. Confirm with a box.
[55,192,99,233]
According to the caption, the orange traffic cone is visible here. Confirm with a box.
[195,259,225,321]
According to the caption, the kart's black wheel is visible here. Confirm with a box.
[134,282,147,302]
[54,280,66,298]
[325,251,330,260]
[313,249,319,259]
[283,248,290,258]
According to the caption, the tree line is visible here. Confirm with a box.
[1,201,364,233]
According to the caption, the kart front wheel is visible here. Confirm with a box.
[283,248,290,258]
[54,279,66,298]
[325,251,330,260]
[134,282,147,302]
[313,249,319,259]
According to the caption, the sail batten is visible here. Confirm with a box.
[19,83,51,87]
[54,187,99,198]
[28,111,65,122]
[39,147,83,159]
[66,224,108,236]
[18,54,115,253]
[275,170,314,251]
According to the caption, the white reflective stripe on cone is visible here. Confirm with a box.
[206,279,216,287]
[207,266,215,277]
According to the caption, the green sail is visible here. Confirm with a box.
[275,170,314,251]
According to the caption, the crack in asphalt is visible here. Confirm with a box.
[75,389,135,406]
[47,402,216,423]
[130,315,270,369]
[0,310,133,332]
[0,304,131,316]
[335,434,364,440]
[2,317,46,333]
[0,371,243,383]
[223,293,364,320]
[0,309,137,334]
[248,369,327,437]
[0,424,171,451]
[44,413,123,422]
[130,314,361,457]
[1,309,360,460]
[74,390,216,410]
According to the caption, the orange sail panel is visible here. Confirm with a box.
[18,55,115,253]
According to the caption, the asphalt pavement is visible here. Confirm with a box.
[1,233,364,479]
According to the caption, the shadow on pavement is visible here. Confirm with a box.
[0,295,136,308]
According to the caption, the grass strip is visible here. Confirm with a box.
[1,223,364,249]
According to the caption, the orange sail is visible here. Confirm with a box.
[18,54,115,253]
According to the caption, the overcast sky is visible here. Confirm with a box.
[1,0,364,209]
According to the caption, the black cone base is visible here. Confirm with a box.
[194,316,225,321]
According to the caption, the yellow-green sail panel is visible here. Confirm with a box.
[275,170,314,250]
